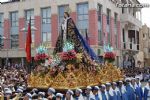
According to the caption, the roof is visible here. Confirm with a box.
[0,0,20,4]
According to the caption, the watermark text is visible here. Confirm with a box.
[116,3,150,8]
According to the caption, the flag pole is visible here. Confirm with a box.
[25,17,32,74]
[28,41,31,74]
[29,17,32,74]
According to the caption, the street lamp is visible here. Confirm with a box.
[21,26,37,44]
[21,26,37,32]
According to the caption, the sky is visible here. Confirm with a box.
[0,0,150,27]
[138,0,150,27]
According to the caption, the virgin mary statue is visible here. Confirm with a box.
[53,10,99,64]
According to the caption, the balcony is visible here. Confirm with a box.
[121,13,142,28]
[122,42,139,51]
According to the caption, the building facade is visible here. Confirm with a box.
[120,0,143,68]
[0,0,142,67]
[141,24,150,67]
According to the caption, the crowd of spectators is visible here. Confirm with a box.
[122,67,150,81]
[0,67,28,99]
[0,66,149,100]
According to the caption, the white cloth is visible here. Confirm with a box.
[145,84,150,97]
[109,87,121,96]
[134,79,142,88]
[89,91,95,99]
[83,91,95,100]
[148,90,150,97]
[130,83,136,91]
[99,91,109,100]
[77,94,84,100]
[109,87,114,96]
[64,95,74,100]
[120,85,127,94]
[115,87,121,96]
[61,17,71,42]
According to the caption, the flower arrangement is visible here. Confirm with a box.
[34,53,49,63]
[60,50,77,64]
[34,45,49,64]
[104,52,116,63]
[50,55,61,67]
[59,41,83,64]
[103,44,116,63]
[63,41,74,52]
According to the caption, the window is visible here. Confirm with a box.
[122,8,124,14]
[41,7,51,24]
[0,35,4,48]
[25,9,34,42]
[107,9,111,25]
[143,34,145,38]
[129,38,132,49]
[116,56,119,67]
[122,29,126,49]
[97,4,102,45]
[148,48,150,53]
[31,33,35,43]
[122,29,125,42]
[58,5,69,28]
[106,8,111,44]
[25,9,34,26]
[114,13,118,48]
[10,11,18,27]
[0,13,4,27]
[41,7,51,42]
[11,34,19,48]
[129,8,132,14]
[114,13,117,25]
[42,32,51,42]
[136,31,139,44]
[77,3,89,36]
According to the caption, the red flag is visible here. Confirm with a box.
[25,18,32,63]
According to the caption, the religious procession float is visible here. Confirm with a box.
[27,10,123,90]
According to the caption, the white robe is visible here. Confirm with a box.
[145,84,150,97]
[99,91,109,100]
[74,94,84,100]
[83,91,95,100]
[64,95,74,100]
[61,17,71,42]
[120,85,127,94]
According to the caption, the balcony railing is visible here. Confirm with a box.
[122,42,139,51]
[121,13,142,28]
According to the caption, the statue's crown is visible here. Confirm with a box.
[65,6,71,14]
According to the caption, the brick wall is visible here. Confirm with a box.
[19,18,25,49]
[89,10,98,45]
[117,21,121,49]
[102,14,107,44]
[110,17,115,47]
[51,14,58,47]
[70,12,77,24]
[4,19,10,49]
[34,16,41,47]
